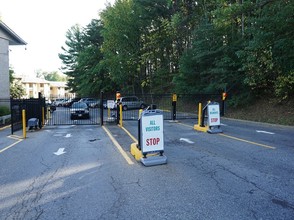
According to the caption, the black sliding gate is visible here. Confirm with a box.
[46,106,101,126]
[101,93,223,122]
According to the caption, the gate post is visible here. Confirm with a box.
[10,97,14,135]
[100,91,104,126]
[221,92,227,116]
[172,93,177,121]
[38,92,43,128]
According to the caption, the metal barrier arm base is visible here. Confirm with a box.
[194,124,208,132]
[207,126,223,134]
[130,143,142,161]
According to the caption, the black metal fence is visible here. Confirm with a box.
[10,96,45,134]
[101,93,223,122]
[7,93,223,132]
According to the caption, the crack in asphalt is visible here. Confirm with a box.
[5,155,69,220]
[185,154,294,213]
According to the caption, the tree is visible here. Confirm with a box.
[9,69,26,98]
[36,70,67,81]
[59,20,114,97]
[59,24,85,95]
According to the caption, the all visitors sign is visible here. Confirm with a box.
[140,110,164,154]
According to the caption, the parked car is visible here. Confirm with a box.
[79,98,99,107]
[70,102,90,120]
[115,96,147,111]
[46,100,56,112]
[89,99,107,108]
[52,98,66,107]
[63,98,81,107]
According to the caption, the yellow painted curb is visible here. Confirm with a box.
[130,143,142,161]
[194,124,208,132]
[0,125,11,131]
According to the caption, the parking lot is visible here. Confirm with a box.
[0,116,294,219]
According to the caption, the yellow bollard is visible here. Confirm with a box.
[198,103,202,126]
[22,109,26,139]
[139,109,143,119]
[194,102,208,132]
[119,104,123,127]
[108,107,110,118]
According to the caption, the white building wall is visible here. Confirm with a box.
[0,38,10,100]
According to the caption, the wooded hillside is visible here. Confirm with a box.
[59,0,293,107]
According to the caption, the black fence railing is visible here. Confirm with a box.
[10,95,45,134]
[101,93,223,121]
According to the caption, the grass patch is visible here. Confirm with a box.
[226,98,294,126]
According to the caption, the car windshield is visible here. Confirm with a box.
[72,102,87,108]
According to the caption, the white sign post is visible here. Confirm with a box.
[207,104,220,126]
[207,102,222,134]
[107,100,115,109]
[140,110,167,166]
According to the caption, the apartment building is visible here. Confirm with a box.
[15,75,74,101]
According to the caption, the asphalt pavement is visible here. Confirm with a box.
[0,118,294,220]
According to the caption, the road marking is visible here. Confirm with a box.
[218,133,276,149]
[65,133,72,138]
[180,138,194,144]
[121,126,137,143]
[0,135,23,154]
[176,122,276,149]
[54,148,66,155]
[178,122,194,128]
[256,130,275,135]
[102,126,134,165]
[0,125,11,131]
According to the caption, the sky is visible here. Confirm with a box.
[0,0,114,77]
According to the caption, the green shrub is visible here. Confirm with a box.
[0,106,10,116]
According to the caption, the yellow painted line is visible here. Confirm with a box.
[0,135,23,154]
[120,125,138,143]
[102,126,134,165]
[176,122,276,150]
[178,122,194,128]
[0,125,11,131]
[218,133,276,149]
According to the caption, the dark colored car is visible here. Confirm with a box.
[70,102,90,120]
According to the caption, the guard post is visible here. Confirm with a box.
[130,108,167,166]
[172,93,177,121]
[221,91,227,116]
